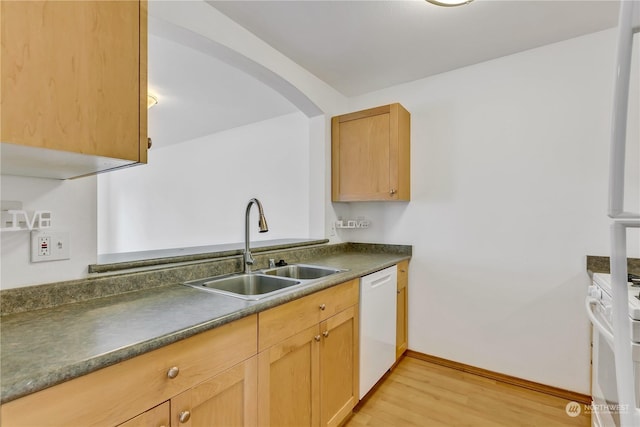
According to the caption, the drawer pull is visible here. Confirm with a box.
[322,330,329,338]
[179,410,191,423]
[319,304,326,311]
[314,335,321,342]
[167,366,180,379]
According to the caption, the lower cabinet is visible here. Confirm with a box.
[171,356,257,427]
[257,280,360,427]
[319,305,359,427]
[3,275,383,427]
[396,260,409,360]
[117,402,169,427]
[1,315,257,427]
[258,325,320,427]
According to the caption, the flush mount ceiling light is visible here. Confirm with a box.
[425,0,474,6]
[147,94,158,109]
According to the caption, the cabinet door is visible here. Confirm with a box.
[258,325,320,427]
[331,103,410,202]
[117,402,169,427]
[319,305,359,427]
[1,0,147,178]
[171,356,257,427]
[396,261,409,360]
[333,109,391,200]
[258,279,359,352]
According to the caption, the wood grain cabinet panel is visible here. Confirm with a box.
[257,280,360,427]
[0,0,148,178]
[319,305,359,427]
[258,325,321,427]
[258,279,359,352]
[117,402,169,427]
[0,315,257,427]
[396,261,409,360]
[171,356,258,427]
[332,103,410,201]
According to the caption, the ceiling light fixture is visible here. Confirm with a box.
[147,94,158,109]
[425,0,474,7]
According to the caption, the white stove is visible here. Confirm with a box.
[588,273,640,427]
[590,273,640,343]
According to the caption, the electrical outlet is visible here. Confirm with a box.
[38,236,51,256]
[31,231,70,263]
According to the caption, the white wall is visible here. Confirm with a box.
[98,112,311,254]
[0,175,97,289]
[332,29,639,395]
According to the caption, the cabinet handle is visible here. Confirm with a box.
[390,189,397,195]
[319,304,326,311]
[397,290,401,294]
[322,330,329,338]
[148,137,153,149]
[314,335,321,342]
[167,366,180,379]
[179,411,191,423]
[401,269,406,273]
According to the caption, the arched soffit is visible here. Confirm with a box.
[148,2,342,118]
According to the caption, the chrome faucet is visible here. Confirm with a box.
[244,198,269,273]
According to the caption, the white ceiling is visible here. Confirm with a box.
[209,0,620,96]
[147,0,620,148]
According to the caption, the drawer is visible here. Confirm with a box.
[117,402,169,427]
[397,260,409,290]
[1,315,257,427]
[259,279,359,352]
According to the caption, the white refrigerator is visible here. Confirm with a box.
[602,1,640,426]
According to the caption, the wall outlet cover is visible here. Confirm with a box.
[31,230,70,263]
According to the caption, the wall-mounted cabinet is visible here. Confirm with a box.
[0,0,148,179]
[332,103,410,202]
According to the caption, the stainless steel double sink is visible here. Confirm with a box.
[182,264,346,300]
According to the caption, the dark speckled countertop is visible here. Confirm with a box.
[0,245,410,404]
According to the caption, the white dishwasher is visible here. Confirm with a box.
[359,265,397,399]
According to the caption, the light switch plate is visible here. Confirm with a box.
[31,230,70,262]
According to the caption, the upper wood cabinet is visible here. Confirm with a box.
[0,0,148,179]
[332,103,410,202]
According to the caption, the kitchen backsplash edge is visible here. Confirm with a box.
[586,255,640,276]
[0,242,411,316]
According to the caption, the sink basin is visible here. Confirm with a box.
[262,264,345,280]
[183,274,301,300]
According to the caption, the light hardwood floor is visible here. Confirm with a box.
[344,356,591,427]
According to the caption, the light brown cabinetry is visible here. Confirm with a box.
[0,0,148,179]
[171,356,257,427]
[0,315,257,427]
[319,305,359,427]
[117,402,169,427]
[257,280,360,427]
[396,261,409,360]
[331,103,410,202]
